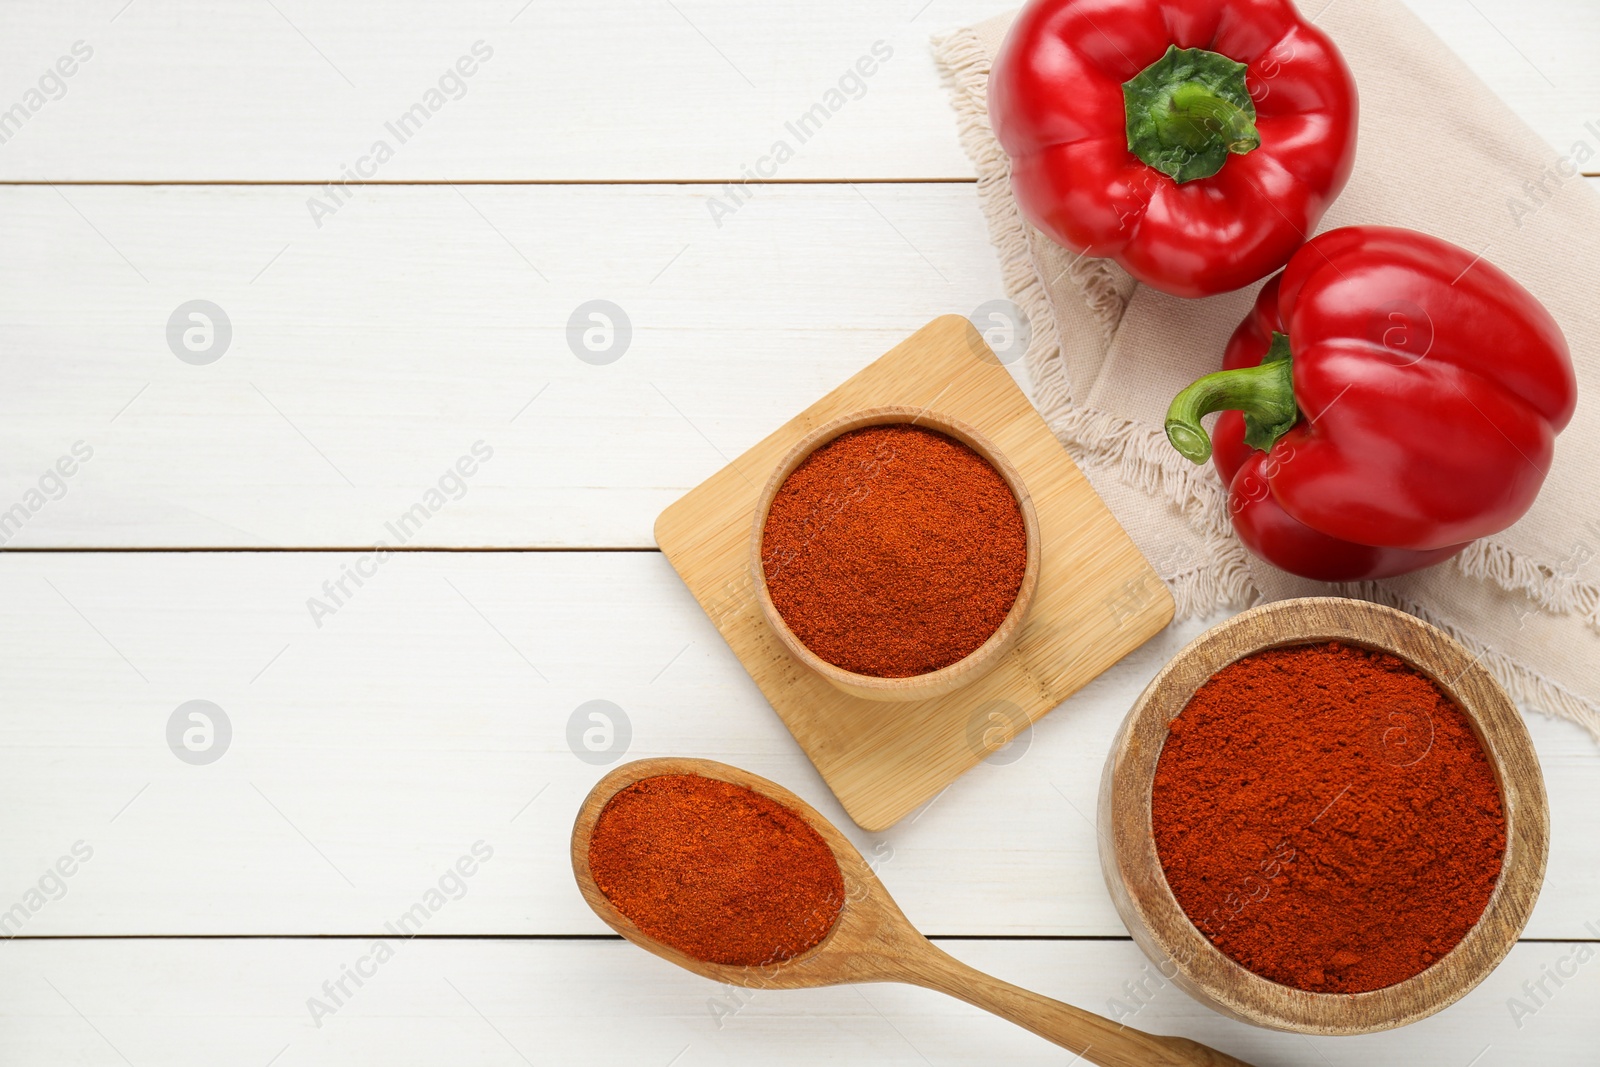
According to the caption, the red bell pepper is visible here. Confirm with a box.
[988,0,1359,298]
[1164,226,1576,582]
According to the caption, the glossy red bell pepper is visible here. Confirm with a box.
[1164,226,1576,582]
[988,0,1358,298]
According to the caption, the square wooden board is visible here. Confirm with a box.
[654,315,1175,831]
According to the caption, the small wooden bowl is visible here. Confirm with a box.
[1098,597,1549,1035]
[750,406,1041,703]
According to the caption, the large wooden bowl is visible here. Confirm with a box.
[1098,597,1549,1034]
[750,406,1041,703]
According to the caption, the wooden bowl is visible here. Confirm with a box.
[750,406,1041,703]
[1098,597,1549,1035]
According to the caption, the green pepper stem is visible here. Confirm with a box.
[1165,336,1300,463]
[1159,84,1261,157]
[1123,45,1262,183]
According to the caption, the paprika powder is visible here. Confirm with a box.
[1151,642,1505,993]
[760,423,1027,677]
[588,774,844,967]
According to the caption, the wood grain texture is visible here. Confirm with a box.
[0,182,1004,549]
[572,757,1252,1067]
[0,0,987,181]
[0,548,1196,938]
[0,0,1594,1059]
[1,552,1596,940]
[3,176,1594,551]
[656,316,1174,830]
[1098,598,1550,1035]
[9,937,1599,1066]
[12,940,1600,1062]
[749,406,1042,702]
[0,0,1591,180]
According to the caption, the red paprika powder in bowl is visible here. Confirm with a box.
[751,407,1040,703]
[1098,597,1549,1035]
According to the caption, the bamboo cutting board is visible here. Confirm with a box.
[654,315,1174,831]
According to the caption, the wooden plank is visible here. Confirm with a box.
[1,936,1594,1064]
[0,0,1591,180]
[0,182,1005,549]
[8,179,1595,551]
[0,551,1594,938]
[0,0,989,181]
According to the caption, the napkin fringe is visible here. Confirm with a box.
[1056,407,1236,542]
[1164,549,1260,619]
[1455,538,1600,631]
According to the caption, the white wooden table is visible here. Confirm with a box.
[0,2,1595,1063]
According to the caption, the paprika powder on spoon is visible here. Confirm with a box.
[588,774,845,967]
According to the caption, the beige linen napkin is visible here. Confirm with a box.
[935,0,1600,740]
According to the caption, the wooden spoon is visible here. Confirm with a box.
[571,757,1254,1067]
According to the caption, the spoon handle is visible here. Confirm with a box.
[893,942,1257,1067]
